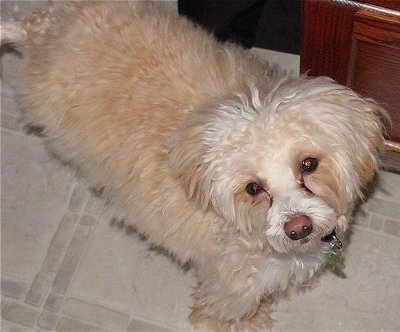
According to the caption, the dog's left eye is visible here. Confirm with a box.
[246,183,264,196]
[301,157,318,173]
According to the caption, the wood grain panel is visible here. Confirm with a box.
[348,42,400,140]
[359,0,400,11]
[352,8,400,48]
[301,0,358,85]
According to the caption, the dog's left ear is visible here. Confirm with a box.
[318,82,390,196]
[168,104,215,210]
[349,98,389,187]
[336,94,389,191]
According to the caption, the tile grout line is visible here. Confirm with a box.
[353,223,400,240]
[4,180,98,330]
[38,184,98,330]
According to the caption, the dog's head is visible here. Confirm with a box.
[169,76,388,253]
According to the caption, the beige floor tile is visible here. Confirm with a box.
[371,171,400,202]
[272,227,400,331]
[1,301,39,329]
[62,298,130,331]
[1,130,72,282]
[68,214,195,331]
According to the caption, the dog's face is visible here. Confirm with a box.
[170,77,387,254]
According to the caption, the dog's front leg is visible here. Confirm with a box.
[190,244,273,331]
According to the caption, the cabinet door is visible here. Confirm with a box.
[347,9,400,142]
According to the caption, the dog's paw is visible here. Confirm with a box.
[190,298,273,332]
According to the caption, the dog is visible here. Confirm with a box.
[1,2,388,330]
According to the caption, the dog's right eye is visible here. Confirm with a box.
[246,183,264,196]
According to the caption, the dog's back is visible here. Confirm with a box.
[4,1,266,172]
[6,2,265,129]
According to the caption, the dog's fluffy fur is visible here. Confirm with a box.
[2,2,388,330]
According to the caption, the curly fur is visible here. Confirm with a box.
[1,2,388,330]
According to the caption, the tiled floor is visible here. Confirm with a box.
[1,2,400,331]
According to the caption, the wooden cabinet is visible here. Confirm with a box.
[301,0,400,171]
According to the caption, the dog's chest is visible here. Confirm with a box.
[260,253,324,294]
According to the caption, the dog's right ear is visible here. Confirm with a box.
[168,106,214,210]
[169,91,259,211]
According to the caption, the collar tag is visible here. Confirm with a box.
[322,230,345,269]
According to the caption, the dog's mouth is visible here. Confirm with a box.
[293,228,340,245]
[290,228,343,252]
[292,229,344,262]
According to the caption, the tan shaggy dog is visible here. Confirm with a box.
[1,2,389,330]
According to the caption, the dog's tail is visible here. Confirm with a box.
[1,22,27,46]
[1,9,50,49]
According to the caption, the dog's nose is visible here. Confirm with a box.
[284,215,313,240]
